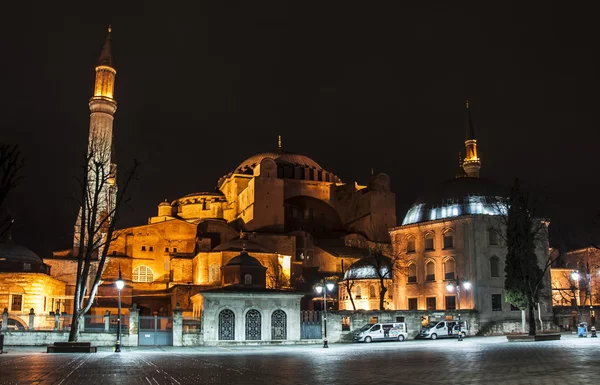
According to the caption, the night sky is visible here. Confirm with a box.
[2,2,599,256]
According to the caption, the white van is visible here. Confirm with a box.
[355,322,408,342]
[418,320,468,339]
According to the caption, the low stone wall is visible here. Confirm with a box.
[1,331,131,346]
[478,320,557,336]
[182,333,203,346]
[201,339,321,347]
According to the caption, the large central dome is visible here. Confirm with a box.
[234,151,324,174]
[402,177,508,225]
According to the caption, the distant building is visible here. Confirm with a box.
[387,102,554,332]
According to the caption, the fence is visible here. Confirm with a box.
[183,317,201,333]
[300,311,322,339]
[0,309,129,333]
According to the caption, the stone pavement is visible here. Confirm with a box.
[1,334,599,384]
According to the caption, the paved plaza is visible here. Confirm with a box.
[1,334,599,384]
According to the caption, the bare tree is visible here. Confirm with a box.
[265,257,290,289]
[0,143,24,238]
[68,136,139,342]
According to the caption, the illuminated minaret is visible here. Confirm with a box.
[462,100,481,178]
[74,26,118,252]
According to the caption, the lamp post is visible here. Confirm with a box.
[446,277,471,341]
[315,282,335,348]
[571,265,595,328]
[115,265,125,353]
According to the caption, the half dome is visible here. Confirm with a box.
[402,177,508,225]
[234,151,324,174]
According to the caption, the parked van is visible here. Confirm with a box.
[418,320,468,340]
[355,322,408,343]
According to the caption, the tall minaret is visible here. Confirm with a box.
[74,26,118,252]
[462,100,481,178]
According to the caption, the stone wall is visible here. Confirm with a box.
[1,331,130,346]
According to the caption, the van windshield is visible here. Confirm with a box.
[423,323,438,329]
[358,324,372,332]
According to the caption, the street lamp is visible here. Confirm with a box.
[446,277,470,341]
[115,265,125,353]
[571,265,595,328]
[315,282,335,348]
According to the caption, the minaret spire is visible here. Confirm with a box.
[462,100,481,178]
[73,27,118,252]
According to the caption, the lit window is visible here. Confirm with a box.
[443,232,453,249]
[369,285,376,298]
[342,316,350,331]
[425,261,435,281]
[407,237,416,252]
[424,233,434,251]
[355,286,362,299]
[407,264,417,283]
[444,258,455,280]
[132,265,154,283]
[11,294,23,312]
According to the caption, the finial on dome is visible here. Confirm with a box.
[466,99,469,109]
[242,243,247,253]
[164,197,168,202]
[277,135,282,151]
[458,152,462,166]
[108,24,112,33]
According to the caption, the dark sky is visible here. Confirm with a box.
[2,1,599,256]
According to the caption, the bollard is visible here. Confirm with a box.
[591,326,597,338]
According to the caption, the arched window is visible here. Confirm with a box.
[424,233,435,251]
[245,309,261,340]
[271,310,287,340]
[490,256,500,277]
[369,285,376,298]
[244,274,252,285]
[425,261,435,281]
[407,264,417,283]
[218,309,235,340]
[443,230,454,249]
[407,236,416,253]
[355,286,362,299]
[444,258,455,280]
[132,265,154,283]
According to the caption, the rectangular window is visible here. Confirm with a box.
[141,246,146,251]
[173,248,177,253]
[408,298,418,310]
[445,296,456,310]
[489,229,499,245]
[165,247,169,252]
[396,316,405,322]
[369,316,378,324]
[11,294,23,312]
[407,238,416,252]
[510,303,520,311]
[426,297,437,310]
[443,234,453,249]
[342,316,351,331]
[424,237,434,251]
[51,298,55,312]
[149,246,154,252]
[44,296,47,311]
[492,294,502,311]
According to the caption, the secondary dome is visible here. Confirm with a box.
[402,177,508,225]
[343,255,393,280]
[225,251,264,267]
[234,151,324,174]
[0,241,49,273]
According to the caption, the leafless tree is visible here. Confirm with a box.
[68,136,139,342]
[265,257,290,289]
[338,273,357,310]
[0,143,24,238]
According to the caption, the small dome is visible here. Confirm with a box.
[213,239,271,253]
[402,177,508,225]
[343,255,393,280]
[225,251,264,267]
[0,242,43,265]
[158,201,170,207]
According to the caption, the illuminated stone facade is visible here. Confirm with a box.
[388,104,553,331]
[0,241,67,329]
[45,34,397,317]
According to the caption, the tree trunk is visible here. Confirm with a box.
[528,304,537,336]
[379,284,387,310]
[68,313,80,342]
